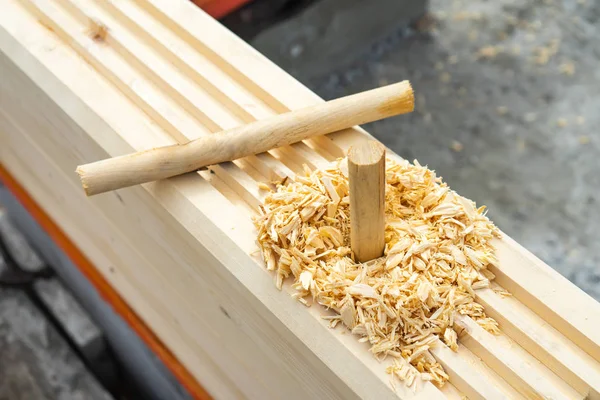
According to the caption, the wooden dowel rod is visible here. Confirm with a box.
[76,80,413,196]
[348,140,386,263]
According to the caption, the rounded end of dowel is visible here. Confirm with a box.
[348,140,386,166]
[75,165,93,197]
[397,80,415,113]
[378,80,415,116]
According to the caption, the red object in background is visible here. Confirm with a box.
[191,0,253,19]
[0,164,213,400]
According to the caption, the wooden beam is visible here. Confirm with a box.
[2,0,600,398]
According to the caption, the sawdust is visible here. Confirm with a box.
[533,39,560,65]
[579,136,590,144]
[559,61,576,76]
[451,141,464,152]
[253,157,503,389]
[476,45,503,60]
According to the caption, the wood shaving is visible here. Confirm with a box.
[451,141,463,152]
[535,47,551,65]
[253,157,503,388]
[493,287,513,298]
[258,182,273,191]
[533,39,560,65]
[559,61,576,76]
[476,45,503,60]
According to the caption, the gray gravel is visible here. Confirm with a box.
[0,288,113,400]
[250,0,600,299]
[0,209,45,273]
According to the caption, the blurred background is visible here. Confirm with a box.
[1,0,598,399]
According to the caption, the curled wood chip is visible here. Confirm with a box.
[253,156,503,388]
[493,286,512,298]
[348,284,378,299]
[443,328,458,351]
[476,45,502,60]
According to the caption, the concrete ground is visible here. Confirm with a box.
[0,207,115,400]
[230,0,600,299]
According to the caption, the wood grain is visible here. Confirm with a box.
[2,0,600,398]
[348,140,386,262]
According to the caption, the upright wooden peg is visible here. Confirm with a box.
[348,140,386,263]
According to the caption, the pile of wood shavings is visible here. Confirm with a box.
[253,156,503,389]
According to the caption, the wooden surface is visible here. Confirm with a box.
[348,141,386,262]
[1,0,600,399]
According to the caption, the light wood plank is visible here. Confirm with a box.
[454,314,582,399]
[431,342,521,399]
[491,236,600,364]
[2,0,600,398]
[476,285,600,399]
[0,3,449,398]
